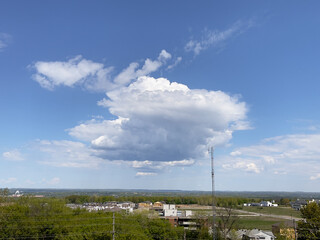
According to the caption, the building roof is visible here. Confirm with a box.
[236,229,275,239]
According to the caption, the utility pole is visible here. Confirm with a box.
[294,219,297,240]
[209,146,216,240]
[112,211,115,240]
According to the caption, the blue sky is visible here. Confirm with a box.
[1,1,320,191]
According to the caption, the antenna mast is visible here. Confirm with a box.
[209,146,216,240]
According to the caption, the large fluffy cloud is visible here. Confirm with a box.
[30,51,249,174]
[68,76,249,166]
[223,134,320,179]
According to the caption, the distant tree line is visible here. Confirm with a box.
[65,194,258,207]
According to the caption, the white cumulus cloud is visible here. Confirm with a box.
[67,76,248,165]
[30,51,249,174]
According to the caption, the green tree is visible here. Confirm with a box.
[0,188,9,203]
[280,198,290,206]
[298,202,320,239]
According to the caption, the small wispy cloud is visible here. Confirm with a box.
[2,149,24,161]
[0,177,17,184]
[222,161,262,173]
[131,159,195,173]
[310,173,320,180]
[113,49,171,86]
[48,177,60,185]
[34,140,104,168]
[185,20,254,56]
[136,172,157,177]
[0,33,11,51]
[288,119,320,132]
[41,177,61,185]
[31,50,172,92]
[224,134,320,178]
[31,55,114,91]
[167,57,182,70]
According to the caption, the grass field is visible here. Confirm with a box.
[237,216,290,231]
[242,206,301,218]
[180,205,301,231]
[192,206,301,231]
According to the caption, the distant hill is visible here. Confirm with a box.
[7,188,320,199]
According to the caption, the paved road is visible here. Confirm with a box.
[229,208,302,221]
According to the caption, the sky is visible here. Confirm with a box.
[1,1,320,191]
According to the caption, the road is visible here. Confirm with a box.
[222,207,302,221]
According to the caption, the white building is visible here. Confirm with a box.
[244,201,278,207]
[260,201,272,207]
[11,190,23,197]
[163,204,178,217]
[177,210,193,217]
